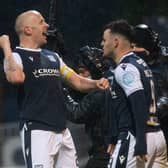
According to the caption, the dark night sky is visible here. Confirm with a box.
[0,0,50,47]
[0,0,168,52]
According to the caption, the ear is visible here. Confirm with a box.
[113,36,119,48]
[24,26,32,35]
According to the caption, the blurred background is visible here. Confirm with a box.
[0,0,167,167]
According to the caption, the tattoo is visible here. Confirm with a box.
[4,57,17,72]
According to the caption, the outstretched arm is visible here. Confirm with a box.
[57,55,109,92]
[67,71,109,92]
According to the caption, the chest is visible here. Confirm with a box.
[20,51,61,83]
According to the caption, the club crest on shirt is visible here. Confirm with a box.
[46,55,57,62]
[121,63,127,70]
[122,71,135,86]
[28,56,34,62]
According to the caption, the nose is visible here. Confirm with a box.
[45,22,49,28]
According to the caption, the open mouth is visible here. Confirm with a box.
[42,32,47,36]
[45,29,58,37]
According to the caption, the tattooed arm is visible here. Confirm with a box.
[0,35,25,84]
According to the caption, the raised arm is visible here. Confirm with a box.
[0,35,25,84]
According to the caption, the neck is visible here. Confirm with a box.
[115,49,132,64]
[19,37,40,49]
[19,43,40,49]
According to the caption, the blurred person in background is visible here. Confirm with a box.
[133,24,168,163]
[64,46,114,168]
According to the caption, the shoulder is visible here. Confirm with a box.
[115,63,140,81]
[12,52,23,67]
[42,49,59,56]
[115,63,143,96]
[41,49,66,67]
[42,49,61,60]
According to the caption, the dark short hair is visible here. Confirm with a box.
[133,24,161,54]
[104,19,134,42]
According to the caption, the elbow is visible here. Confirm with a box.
[69,81,84,92]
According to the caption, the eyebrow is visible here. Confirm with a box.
[39,18,45,24]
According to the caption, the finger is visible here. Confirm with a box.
[137,155,148,162]
[107,145,112,154]
[99,78,109,89]
[107,144,115,155]
[137,156,143,162]
[143,155,148,162]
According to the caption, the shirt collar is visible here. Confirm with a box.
[16,46,42,52]
[118,52,134,63]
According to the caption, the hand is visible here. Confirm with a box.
[0,35,10,49]
[107,144,115,155]
[97,78,109,90]
[136,155,148,162]
[0,35,9,48]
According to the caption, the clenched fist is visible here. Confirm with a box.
[0,35,12,58]
[97,77,109,90]
[0,35,10,49]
